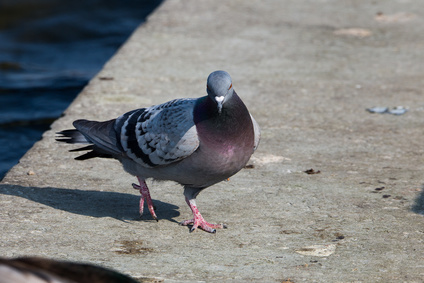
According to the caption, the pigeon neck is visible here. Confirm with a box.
[194,92,252,134]
[193,92,255,161]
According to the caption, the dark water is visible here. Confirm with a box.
[0,0,163,179]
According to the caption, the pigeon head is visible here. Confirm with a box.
[206,70,234,114]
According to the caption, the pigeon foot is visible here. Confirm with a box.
[132,177,158,221]
[180,197,227,233]
[179,218,226,233]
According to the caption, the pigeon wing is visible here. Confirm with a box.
[117,98,199,168]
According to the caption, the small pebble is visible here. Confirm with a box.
[366,106,408,115]
[366,106,388,114]
[388,106,408,115]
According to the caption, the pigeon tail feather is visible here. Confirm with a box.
[55,129,89,144]
[56,119,122,160]
[72,119,123,156]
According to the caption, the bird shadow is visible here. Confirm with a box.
[411,184,424,216]
[0,184,180,223]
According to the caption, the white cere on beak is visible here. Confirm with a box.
[215,96,225,113]
[215,96,224,103]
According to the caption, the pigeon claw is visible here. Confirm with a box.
[181,196,227,233]
[179,218,226,233]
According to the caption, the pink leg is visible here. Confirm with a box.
[132,177,158,221]
[179,197,227,233]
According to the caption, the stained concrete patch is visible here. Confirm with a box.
[334,28,372,37]
[296,244,337,257]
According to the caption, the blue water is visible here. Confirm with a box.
[0,0,163,179]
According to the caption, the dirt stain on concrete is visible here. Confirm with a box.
[113,240,154,255]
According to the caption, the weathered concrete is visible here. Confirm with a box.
[2,0,424,281]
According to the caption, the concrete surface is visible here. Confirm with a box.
[1,0,424,281]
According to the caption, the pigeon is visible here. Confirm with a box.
[0,256,138,283]
[56,70,260,233]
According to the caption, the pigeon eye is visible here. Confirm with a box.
[206,84,210,91]
[228,84,232,90]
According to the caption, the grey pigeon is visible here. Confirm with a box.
[56,70,260,233]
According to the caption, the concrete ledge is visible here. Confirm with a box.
[2,0,424,281]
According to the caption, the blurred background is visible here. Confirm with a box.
[0,0,163,179]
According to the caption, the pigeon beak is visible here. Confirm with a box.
[215,96,224,114]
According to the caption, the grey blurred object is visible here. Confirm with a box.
[366,106,408,115]
[0,257,138,283]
